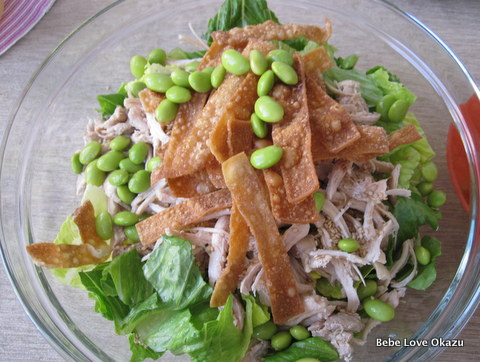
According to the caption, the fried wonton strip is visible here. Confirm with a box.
[228,119,254,156]
[207,159,227,189]
[302,46,334,86]
[26,201,109,268]
[307,76,361,154]
[211,19,332,47]
[263,168,320,224]
[139,88,165,114]
[167,170,217,198]
[271,54,319,203]
[210,203,250,307]
[137,189,232,245]
[222,153,304,324]
[313,125,389,162]
[151,92,209,184]
[388,124,422,151]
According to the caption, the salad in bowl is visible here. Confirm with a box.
[25,0,446,360]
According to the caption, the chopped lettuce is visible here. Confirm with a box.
[367,67,417,106]
[167,48,206,60]
[128,333,164,362]
[96,93,126,118]
[265,337,339,362]
[202,0,279,44]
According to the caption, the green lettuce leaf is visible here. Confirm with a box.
[367,67,417,106]
[393,195,441,245]
[128,333,164,362]
[167,48,206,60]
[323,66,383,106]
[202,0,279,44]
[264,337,339,362]
[143,236,212,310]
[97,93,126,118]
[408,236,442,290]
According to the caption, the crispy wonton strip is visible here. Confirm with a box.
[271,54,319,203]
[151,92,208,184]
[206,159,227,189]
[307,75,361,154]
[210,203,250,307]
[313,125,389,162]
[228,119,254,157]
[302,46,334,86]
[137,189,232,245]
[211,19,332,47]
[388,124,422,151]
[26,201,109,268]
[167,170,217,198]
[139,88,165,114]
[222,153,304,324]
[263,168,320,224]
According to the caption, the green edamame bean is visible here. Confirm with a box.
[147,48,166,65]
[146,157,162,172]
[271,331,292,351]
[117,185,136,204]
[250,49,268,75]
[110,136,131,151]
[144,73,174,93]
[267,49,294,66]
[124,225,140,243]
[222,49,250,75]
[188,71,212,93]
[171,69,190,88]
[255,96,284,123]
[289,325,310,340]
[415,245,431,265]
[271,61,298,85]
[119,158,145,173]
[113,211,139,226]
[421,161,438,182]
[95,211,113,240]
[184,61,200,72]
[313,191,325,212]
[338,238,360,252]
[128,81,146,97]
[428,190,446,208]
[166,85,192,104]
[363,297,395,322]
[97,151,125,172]
[417,181,433,196]
[376,94,397,121]
[79,141,101,165]
[211,65,226,88]
[251,113,268,139]
[357,280,377,300]
[388,99,409,123]
[202,66,215,76]
[250,145,283,169]
[155,99,179,122]
[128,170,151,194]
[71,153,83,174]
[295,359,321,362]
[84,160,107,186]
[130,55,147,78]
[108,169,130,186]
[129,142,149,165]
[252,320,278,340]
[308,270,322,280]
[257,70,275,97]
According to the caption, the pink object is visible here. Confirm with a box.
[0,0,56,55]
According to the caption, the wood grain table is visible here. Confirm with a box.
[0,0,478,360]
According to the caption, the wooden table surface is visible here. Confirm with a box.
[0,0,478,360]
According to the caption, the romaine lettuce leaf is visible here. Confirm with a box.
[143,236,212,310]
[264,337,339,362]
[128,333,164,362]
[367,67,417,106]
[97,93,126,118]
[202,0,279,44]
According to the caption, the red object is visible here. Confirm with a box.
[447,94,480,212]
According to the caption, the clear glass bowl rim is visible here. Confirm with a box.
[1,0,479,361]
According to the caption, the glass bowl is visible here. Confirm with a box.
[1,0,479,360]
